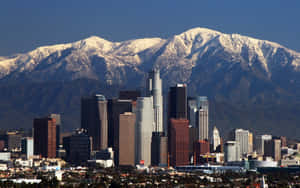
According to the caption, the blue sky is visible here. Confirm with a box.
[0,0,299,56]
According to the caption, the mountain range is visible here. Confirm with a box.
[1,27,300,139]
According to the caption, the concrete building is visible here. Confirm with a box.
[264,139,281,161]
[146,69,164,132]
[151,132,168,167]
[81,94,108,151]
[119,112,136,167]
[212,126,221,152]
[21,137,34,159]
[5,131,22,151]
[169,118,189,167]
[63,129,92,165]
[33,117,56,158]
[135,97,154,166]
[248,132,253,153]
[255,135,272,155]
[231,129,251,158]
[197,96,209,141]
[224,141,239,162]
[187,97,197,128]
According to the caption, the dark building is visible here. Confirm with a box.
[5,131,22,151]
[107,99,132,165]
[194,140,210,164]
[168,84,187,120]
[280,136,287,147]
[151,132,168,167]
[0,140,4,151]
[81,94,108,151]
[264,139,281,161]
[119,90,141,101]
[169,118,189,167]
[63,129,92,165]
[33,117,56,158]
[189,126,198,155]
[119,112,136,166]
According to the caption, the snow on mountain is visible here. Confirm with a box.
[0,27,300,87]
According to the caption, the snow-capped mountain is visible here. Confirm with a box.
[1,27,300,137]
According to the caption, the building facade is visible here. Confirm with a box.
[21,137,34,159]
[33,117,56,158]
[81,94,108,151]
[212,126,221,152]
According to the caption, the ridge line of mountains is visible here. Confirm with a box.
[0,27,300,139]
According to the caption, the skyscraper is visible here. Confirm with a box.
[146,69,163,132]
[197,96,209,141]
[264,139,281,161]
[231,129,251,158]
[169,118,189,167]
[135,97,154,166]
[63,129,92,165]
[168,84,187,120]
[224,141,239,162]
[212,126,221,152]
[151,132,168,167]
[254,135,272,155]
[119,112,136,166]
[81,94,108,151]
[33,117,56,158]
[107,99,133,165]
[21,137,34,159]
[48,114,61,153]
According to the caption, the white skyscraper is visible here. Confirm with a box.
[197,96,209,140]
[234,129,250,158]
[146,69,163,132]
[135,97,154,166]
[224,141,239,162]
[212,126,221,152]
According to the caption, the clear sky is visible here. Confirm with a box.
[0,0,299,56]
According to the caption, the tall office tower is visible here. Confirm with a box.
[212,126,221,152]
[107,99,132,165]
[248,132,253,153]
[194,140,210,155]
[33,117,56,158]
[280,136,287,147]
[81,94,108,151]
[189,126,198,155]
[21,137,34,159]
[135,97,154,166]
[5,131,22,151]
[49,114,61,152]
[197,96,209,141]
[119,90,141,101]
[254,135,272,155]
[63,129,92,165]
[168,84,187,120]
[224,141,239,162]
[146,69,163,132]
[151,132,168,167]
[169,118,189,167]
[119,112,136,167]
[264,139,281,161]
[231,129,250,158]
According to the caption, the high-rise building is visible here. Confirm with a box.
[280,136,287,147]
[63,129,92,165]
[135,97,154,166]
[146,69,164,132]
[212,126,221,152]
[81,94,108,151]
[169,118,189,167]
[21,137,34,159]
[224,141,239,162]
[48,114,61,153]
[230,129,250,158]
[107,99,133,165]
[197,96,209,141]
[5,131,22,151]
[119,112,136,167]
[254,135,272,155]
[151,132,168,167]
[33,117,56,158]
[264,139,281,161]
[189,126,198,155]
[194,140,210,155]
[168,84,187,120]
[248,132,253,153]
[187,97,197,128]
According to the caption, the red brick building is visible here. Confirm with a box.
[169,118,189,167]
[33,117,56,158]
